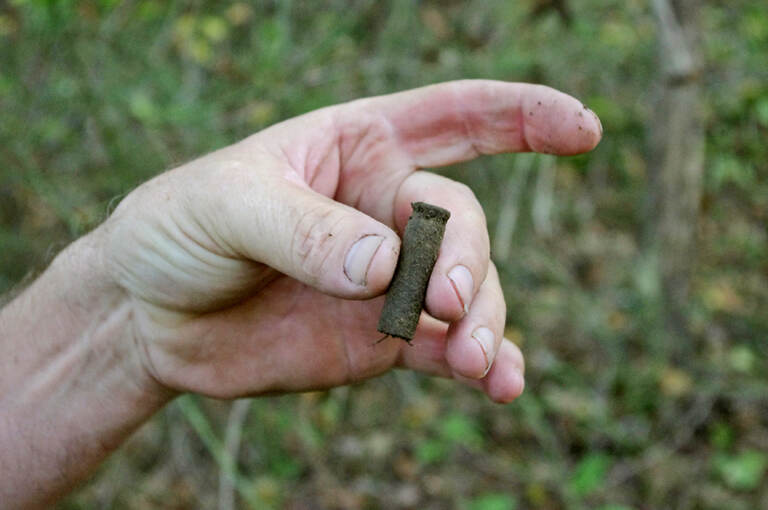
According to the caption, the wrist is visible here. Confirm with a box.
[0,224,175,421]
[0,228,173,508]
[47,226,175,404]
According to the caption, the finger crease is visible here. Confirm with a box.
[452,85,481,159]
[516,105,532,152]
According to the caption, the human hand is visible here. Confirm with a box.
[100,80,601,402]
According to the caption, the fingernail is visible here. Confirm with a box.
[447,265,473,315]
[512,369,526,396]
[471,327,495,377]
[344,235,384,286]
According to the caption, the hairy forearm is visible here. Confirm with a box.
[0,230,171,509]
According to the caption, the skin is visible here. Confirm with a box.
[0,80,601,508]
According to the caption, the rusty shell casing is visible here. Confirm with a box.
[377,202,450,342]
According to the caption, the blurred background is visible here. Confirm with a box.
[1,0,767,509]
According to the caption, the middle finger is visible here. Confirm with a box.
[394,171,490,322]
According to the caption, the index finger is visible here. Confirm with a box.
[254,80,602,227]
[347,79,602,168]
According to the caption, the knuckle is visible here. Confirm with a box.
[336,107,396,166]
[449,182,488,230]
[291,204,345,279]
[452,181,477,203]
[465,203,488,229]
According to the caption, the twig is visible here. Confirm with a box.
[218,399,252,510]
[176,396,254,507]
[650,0,698,81]
[532,155,556,237]
[493,154,535,262]
[297,395,331,479]
[606,392,716,489]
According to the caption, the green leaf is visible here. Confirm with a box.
[596,505,634,510]
[437,414,484,449]
[755,97,768,127]
[129,90,159,124]
[201,15,228,43]
[709,422,734,451]
[467,492,517,510]
[713,451,768,491]
[728,345,756,374]
[269,456,302,480]
[415,438,447,465]
[569,453,612,497]
[709,155,755,190]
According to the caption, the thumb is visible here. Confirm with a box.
[215,171,400,299]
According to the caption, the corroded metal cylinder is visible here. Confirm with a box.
[377,202,450,342]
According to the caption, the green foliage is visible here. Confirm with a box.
[415,412,484,465]
[756,97,768,127]
[568,453,612,498]
[713,451,768,491]
[709,422,735,451]
[467,492,518,510]
[415,438,448,465]
[709,155,756,191]
[436,413,484,450]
